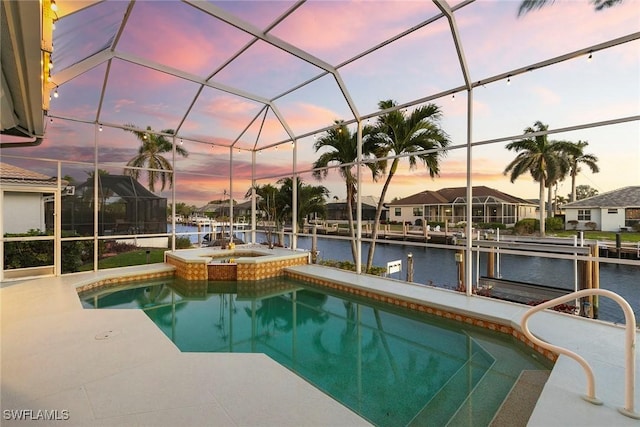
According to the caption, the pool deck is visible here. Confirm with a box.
[1,262,638,426]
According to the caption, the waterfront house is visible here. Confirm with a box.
[325,196,386,221]
[0,162,65,234]
[563,186,640,231]
[71,174,167,236]
[388,186,537,226]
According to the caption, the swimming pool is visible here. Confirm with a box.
[80,276,551,426]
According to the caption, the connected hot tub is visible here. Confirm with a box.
[165,245,309,281]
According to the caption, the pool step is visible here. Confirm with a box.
[489,370,550,427]
[408,350,494,426]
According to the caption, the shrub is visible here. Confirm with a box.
[585,221,597,231]
[567,220,579,230]
[513,218,539,235]
[545,217,564,232]
[174,236,192,249]
[3,230,91,273]
[633,222,640,232]
[3,230,53,269]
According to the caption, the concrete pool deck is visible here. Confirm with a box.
[1,263,638,426]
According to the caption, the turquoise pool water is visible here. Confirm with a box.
[81,277,551,426]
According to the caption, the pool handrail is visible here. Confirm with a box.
[520,288,639,419]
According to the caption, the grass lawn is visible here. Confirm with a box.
[78,248,167,271]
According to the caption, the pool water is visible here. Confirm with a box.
[81,277,551,427]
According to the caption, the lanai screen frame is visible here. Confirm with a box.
[1,0,639,291]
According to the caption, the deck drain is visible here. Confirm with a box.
[95,329,120,340]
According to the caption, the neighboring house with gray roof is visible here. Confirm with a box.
[563,186,640,231]
[0,162,65,234]
[388,186,537,226]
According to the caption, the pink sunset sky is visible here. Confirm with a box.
[1,0,638,207]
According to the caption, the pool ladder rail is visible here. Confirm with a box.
[521,288,639,419]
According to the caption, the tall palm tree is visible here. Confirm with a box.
[567,140,599,202]
[518,0,623,17]
[312,121,380,264]
[365,100,450,272]
[504,121,570,236]
[124,125,188,192]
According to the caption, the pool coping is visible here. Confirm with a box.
[2,262,638,426]
[284,264,640,426]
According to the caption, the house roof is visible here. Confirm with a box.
[563,186,640,208]
[0,161,59,186]
[328,196,381,209]
[76,174,163,199]
[389,186,534,206]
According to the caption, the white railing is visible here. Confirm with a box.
[520,289,639,419]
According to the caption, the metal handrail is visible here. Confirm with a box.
[520,289,639,419]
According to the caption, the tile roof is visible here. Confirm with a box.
[0,162,57,185]
[563,186,640,208]
[389,186,534,205]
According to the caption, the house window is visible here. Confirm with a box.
[608,209,618,214]
[578,209,591,221]
[412,207,423,216]
[394,208,401,217]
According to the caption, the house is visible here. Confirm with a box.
[325,196,387,222]
[68,175,167,235]
[388,186,537,226]
[0,162,65,234]
[563,186,640,232]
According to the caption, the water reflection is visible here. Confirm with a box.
[83,278,549,427]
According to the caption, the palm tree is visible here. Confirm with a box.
[504,121,570,236]
[312,121,380,264]
[246,183,283,247]
[518,0,623,17]
[365,100,450,272]
[124,125,188,192]
[567,141,599,202]
[277,177,329,232]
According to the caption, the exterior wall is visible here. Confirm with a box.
[3,191,46,233]
[600,208,627,231]
[518,205,537,221]
[392,203,537,226]
[390,205,424,224]
[565,208,605,230]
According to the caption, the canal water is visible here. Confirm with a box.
[172,225,639,324]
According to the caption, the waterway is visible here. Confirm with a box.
[172,224,639,324]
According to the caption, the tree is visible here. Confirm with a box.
[518,0,624,17]
[313,121,380,263]
[504,121,571,236]
[567,141,599,202]
[246,183,283,247]
[124,125,188,192]
[365,100,450,272]
[574,184,599,200]
[277,177,329,232]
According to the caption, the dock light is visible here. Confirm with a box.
[53,86,59,98]
[588,50,593,61]
[507,75,511,85]
[50,0,58,12]
[99,124,103,132]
